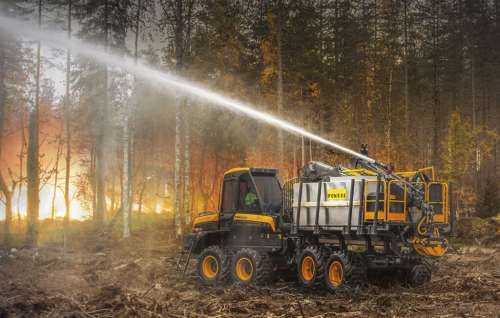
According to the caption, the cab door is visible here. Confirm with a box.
[219,177,239,229]
[230,171,281,251]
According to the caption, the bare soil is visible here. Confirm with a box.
[0,227,498,318]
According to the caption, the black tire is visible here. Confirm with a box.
[324,252,352,292]
[297,245,324,288]
[231,248,272,286]
[408,263,431,287]
[196,245,230,285]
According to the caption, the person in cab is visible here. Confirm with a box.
[244,186,258,210]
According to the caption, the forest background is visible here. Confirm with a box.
[0,0,499,246]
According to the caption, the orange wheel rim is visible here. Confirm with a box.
[235,257,253,281]
[202,255,219,279]
[301,256,315,282]
[328,261,343,287]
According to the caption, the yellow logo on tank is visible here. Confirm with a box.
[327,188,347,200]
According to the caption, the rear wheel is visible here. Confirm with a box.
[231,248,272,286]
[407,263,431,287]
[197,245,230,285]
[324,253,352,292]
[297,245,324,288]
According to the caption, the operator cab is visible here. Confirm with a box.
[220,168,282,220]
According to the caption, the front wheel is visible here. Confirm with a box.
[196,245,230,285]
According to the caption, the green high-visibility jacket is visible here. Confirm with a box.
[245,192,258,207]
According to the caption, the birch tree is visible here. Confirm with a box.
[160,0,196,238]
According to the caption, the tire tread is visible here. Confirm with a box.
[324,252,352,292]
[231,248,272,286]
[196,245,230,285]
[297,245,325,288]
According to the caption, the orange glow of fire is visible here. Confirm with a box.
[155,202,162,214]
[39,186,88,220]
[7,185,88,221]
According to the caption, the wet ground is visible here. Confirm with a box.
[0,228,498,317]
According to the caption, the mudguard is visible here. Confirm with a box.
[183,230,229,254]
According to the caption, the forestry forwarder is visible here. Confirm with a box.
[177,146,454,291]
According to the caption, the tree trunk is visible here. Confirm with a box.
[122,0,142,239]
[17,106,25,225]
[183,101,191,226]
[95,0,109,228]
[276,0,284,167]
[91,146,97,217]
[301,136,305,167]
[51,127,63,219]
[173,0,185,239]
[471,58,480,197]
[403,0,409,138]
[64,0,72,228]
[0,176,13,248]
[138,177,146,215]
[292,138,296,177]
[0,38,13,247]
[26,0,42,247]
[174,96,183,237]
[197,143,209,210]
[3,188,12,247]
[308,139,312,161]
[122,118,130,238]
[431,0,440,167]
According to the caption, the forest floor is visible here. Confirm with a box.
[0,221,499,318]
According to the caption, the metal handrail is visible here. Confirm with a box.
[364,179,387,222]
[387,180,407,222]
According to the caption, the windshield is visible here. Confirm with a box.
[253,176,282,213]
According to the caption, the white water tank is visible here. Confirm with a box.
[292,176,380,229]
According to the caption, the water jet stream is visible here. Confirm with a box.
[0,15,377,165]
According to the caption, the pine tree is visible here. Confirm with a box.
[26,0,43,247]
[0,34,12,246]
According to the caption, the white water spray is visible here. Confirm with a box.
[0,15,378,165]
